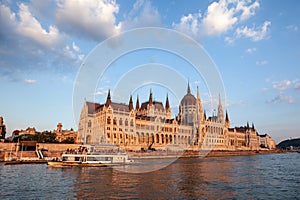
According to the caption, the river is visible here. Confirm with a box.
[0,152,299,199]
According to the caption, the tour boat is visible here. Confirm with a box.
[47,144,134,167]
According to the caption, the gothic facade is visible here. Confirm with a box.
[78,83,276,151]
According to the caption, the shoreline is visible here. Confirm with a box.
[0,149,293,162]
[126,149,291,159]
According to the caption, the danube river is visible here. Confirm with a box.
[0,153,299,199]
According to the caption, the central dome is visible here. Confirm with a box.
[181,93,196,106]
[180,82,196,106]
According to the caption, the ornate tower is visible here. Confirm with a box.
[217,94,224,123]
[196,86,204,123]
[129,95,134,111]
[165,94,171,119]
[105,89,112,107]
[136,95,140,111]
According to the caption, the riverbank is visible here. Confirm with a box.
[0,142,292,162]
[128,149,291,159]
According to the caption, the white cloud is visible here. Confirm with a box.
[256,60,268,65]
[0,3,84,81]
[236,21,271,41]
[55,0,121,41]
[246,47,256,53]
[272,80,292,91]
[121,0,162,29]
[294,83,300,90]
[95,87,109,96]
[293,79,300,89]
[72,42,80,52]
[286,25,298,32]
[17,3,62,48]
[172,0,262,40]
[173,12,202,38]
[202,0,237,35]
[261,87,268,93]
[236,0,260,21]
[267,92,294,104]
[24,79,37,84]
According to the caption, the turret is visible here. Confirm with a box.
[105,89,111,107]
[165,94,171,119]
[165,94,170,110]
[136,95,140,111]
[225,110,230,128]
[196,86,204,122]
[129,95,133,111]
[217,94,224,123]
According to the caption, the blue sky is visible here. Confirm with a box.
[0,0,299,143]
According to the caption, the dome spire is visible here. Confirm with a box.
[149,88,153,105]
[136,95,140,110]
[187,80,191,94]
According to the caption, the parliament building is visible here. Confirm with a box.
[78,83,276,151]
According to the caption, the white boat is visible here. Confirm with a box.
[47,144,134,167]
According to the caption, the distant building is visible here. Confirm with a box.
[78,83,276,151]
[53,123,78,143]
[12,127,36,137]
[0,116,6,141]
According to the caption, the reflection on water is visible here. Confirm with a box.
[0,153,299,199]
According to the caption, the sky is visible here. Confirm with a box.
[0,0,299,143]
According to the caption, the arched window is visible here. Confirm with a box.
[88,120,92,128]
[125,119,128,126]
[130,119,134,127]
[107,117,111,125]
[119,118,123,126]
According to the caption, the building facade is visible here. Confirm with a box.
[52,123,78,143]
[78,83,276,151]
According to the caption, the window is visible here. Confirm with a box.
[107,117,111,124]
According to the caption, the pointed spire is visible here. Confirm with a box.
[225,110,229,122]
[136,95,140,110]
[218,93,224,121]
[247,121,249,129]
[105,89,111,107]
[197,86,200,99]
[149,88,153,105]
[252,122,255,130]
[204,110,207,120]
[187,80,191,94]
[165,93,170,110]
[129,95,133,111]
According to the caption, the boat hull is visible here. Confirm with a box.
[47,161,107,167]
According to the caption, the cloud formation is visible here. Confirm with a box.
[172,0,265,42]
[272,80,292,91]
[236,21,271,41]
[256,60,268,65]
[267,92,294,104]
[55,0,121,41]
[0,2,84,81]
[202,0,238,35]
[121,0,162,30]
